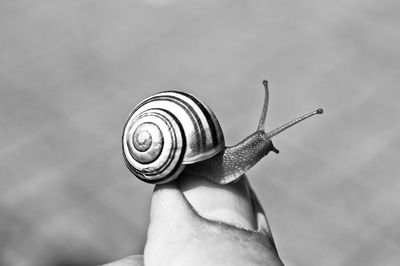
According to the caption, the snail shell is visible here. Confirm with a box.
[122,91,225,184]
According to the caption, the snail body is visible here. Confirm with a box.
[122,81,323,185]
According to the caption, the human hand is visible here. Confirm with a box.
[104,173,283,266]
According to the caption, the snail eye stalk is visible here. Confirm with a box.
[265,108,324,139]
[257,80,269,131]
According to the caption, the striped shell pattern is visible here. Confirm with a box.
[122,91,225,184]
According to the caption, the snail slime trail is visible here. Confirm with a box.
[122,80,323,230]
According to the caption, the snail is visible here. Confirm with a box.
[122,80,323,185]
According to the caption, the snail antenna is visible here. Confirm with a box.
[257,80,269,131]
[266,108,323,139]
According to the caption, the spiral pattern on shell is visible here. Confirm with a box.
[122,91,225,184]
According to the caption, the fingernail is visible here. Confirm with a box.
[178,174,257,230]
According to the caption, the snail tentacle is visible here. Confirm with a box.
[257,80,270,132]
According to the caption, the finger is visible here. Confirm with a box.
[145,176,283,266]
[180,173,278,248]
[144,180,205,266]
[179,173,257,230]
[146,180,200,242]
[149,174,274,236]
[178,174,281,257]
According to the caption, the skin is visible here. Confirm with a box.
[103,172,284,266]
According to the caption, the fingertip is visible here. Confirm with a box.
[149,180,196,225]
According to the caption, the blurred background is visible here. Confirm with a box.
[1,0,399,265]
